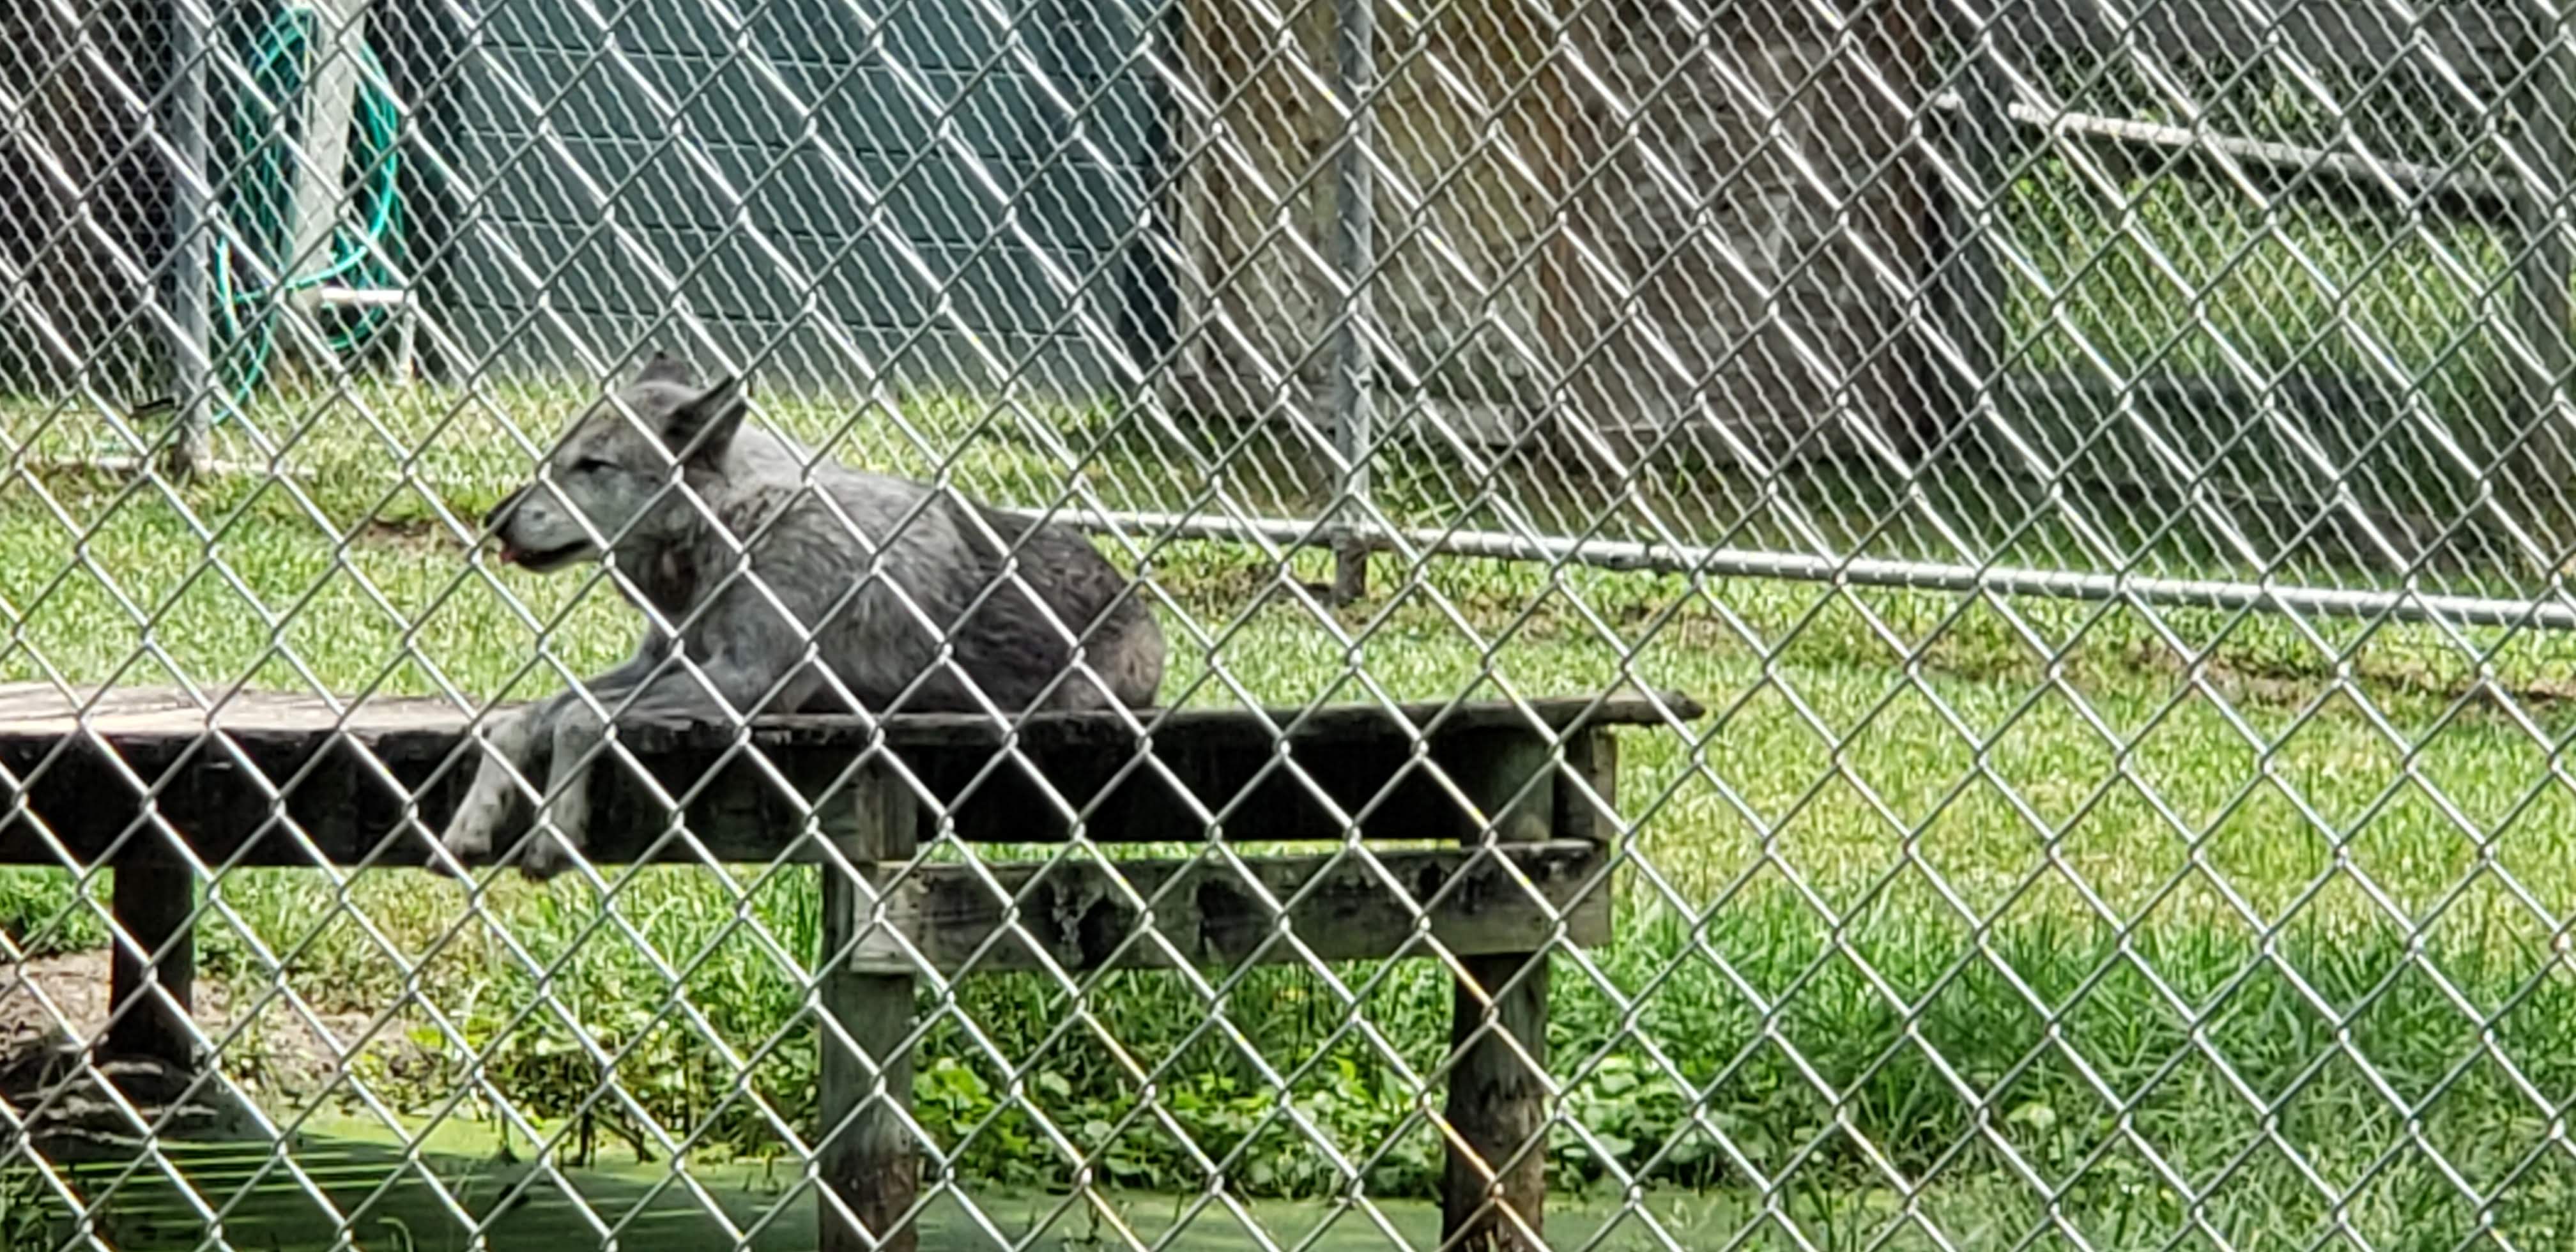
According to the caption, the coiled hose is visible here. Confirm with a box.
[210,3,408,411]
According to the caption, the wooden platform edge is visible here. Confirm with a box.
[0,682,1709,751]
[0,701,1694,866]
[845,841,1614,977]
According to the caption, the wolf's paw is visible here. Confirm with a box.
[515,823,587,882]
[436,791,511,873]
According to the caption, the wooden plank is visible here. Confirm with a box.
[1551,728,1616,848]
[820,770,921,1252]
[0,683,1695,745]
[0,687,1702,866]
[105,858,196,1071]
[884,724,1624,848]
[848,840,1613,976]
[1441,733,1556,1252]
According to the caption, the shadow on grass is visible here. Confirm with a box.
[13,1129,1777,1252]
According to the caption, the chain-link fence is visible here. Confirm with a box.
[4,0,2576,1247]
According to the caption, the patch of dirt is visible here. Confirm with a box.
[0,950,439,1157]
[2120,637,2576,713]
[348,513,463,555]
[0,949,123,1064]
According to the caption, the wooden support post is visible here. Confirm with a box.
[819,768,922,1252]
[1553,726,1616,846]
[1441,730,1560,1252]
[106,857,197,1071]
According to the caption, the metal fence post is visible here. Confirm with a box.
[159,0,213,476]
[1327,0,1377,604]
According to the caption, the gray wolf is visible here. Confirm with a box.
[438,353,1167,878]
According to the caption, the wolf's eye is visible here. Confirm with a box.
[573,457,615,475]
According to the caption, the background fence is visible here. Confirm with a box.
[6,0,2576,1246]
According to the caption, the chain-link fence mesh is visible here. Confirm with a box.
[5,0,2576,1246]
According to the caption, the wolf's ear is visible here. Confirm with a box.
[663,374,747,467]
[636,352,695,387]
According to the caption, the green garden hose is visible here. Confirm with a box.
[210,3,409,414]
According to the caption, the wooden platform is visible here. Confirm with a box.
[0,682,1698,866]
[0,680,1703,1252]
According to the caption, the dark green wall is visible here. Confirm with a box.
[431,0,1174,397]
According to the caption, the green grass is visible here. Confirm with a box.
[0,1123,2266,1252]
[7,155,2576,1246]
[6,376,2576,1249]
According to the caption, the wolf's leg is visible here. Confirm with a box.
[517,659,795,880]
[438,702,548,866]
[440,638,666,872]
[513,561,830,879]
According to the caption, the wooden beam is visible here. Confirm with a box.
[0,683,1692,751]
[819,769,922,1252]
[0,686,1702,867]
[1551,728,1616,846]
[105,856,195,1071]
[847,840,1613,977]
[1441,731,1558,1252]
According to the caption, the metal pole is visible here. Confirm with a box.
[1326,0,1376,604]
[160,0,213,477]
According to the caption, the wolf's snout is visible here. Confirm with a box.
[482,487,525,535]
[482,488,527,560]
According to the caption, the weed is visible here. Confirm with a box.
[0,1168,52,1252]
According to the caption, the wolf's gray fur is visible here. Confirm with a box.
[440,354,1166,878]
